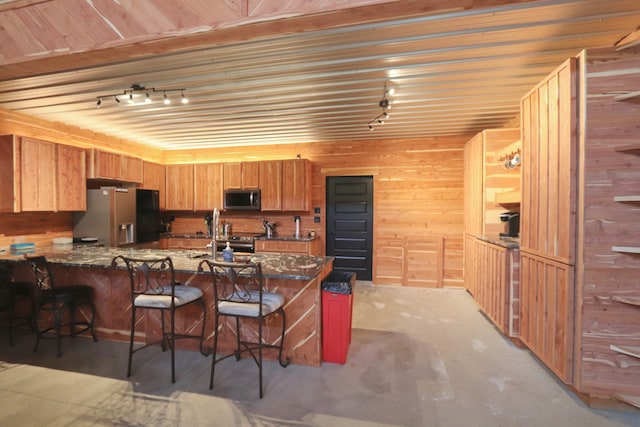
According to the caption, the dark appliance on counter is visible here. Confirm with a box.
[215,232,265,253]
[499,212,520,238]
[223,189,261,211]
[73,187,136,247]
[136,189,161,243]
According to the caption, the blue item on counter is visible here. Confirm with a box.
[222,242,234,262]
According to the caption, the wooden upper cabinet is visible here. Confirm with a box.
[142,161,166,210]
[20,137,56,212]
[0,135,86,212]
[520,57,578,264]
[259,160,282,211]
[165,164,194,211]
[87,149,143,183]
[194,163,224,211]
[121,155,143,183]
[223,162,259,189]
[88,149,121,180]
[56,144,86,211]
[282,159,311,211]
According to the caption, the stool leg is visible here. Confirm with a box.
[278,308,290,368]
[170,307,175,384]
[209,313,220,390]
[127,305,136,377]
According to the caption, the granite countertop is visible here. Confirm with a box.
[0,245,333,281]
[475,235,520,249]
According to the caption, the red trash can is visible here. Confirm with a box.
[322,271,356,364]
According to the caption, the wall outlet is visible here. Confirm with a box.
[314,216,320,223]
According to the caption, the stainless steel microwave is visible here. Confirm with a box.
[223,189,261,210]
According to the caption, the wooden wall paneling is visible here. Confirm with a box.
[374,238,404,285]
[463,233,477,295]
[574,46,640,401]
[403,236,443,287]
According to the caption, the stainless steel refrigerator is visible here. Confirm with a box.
[73,187,136,247]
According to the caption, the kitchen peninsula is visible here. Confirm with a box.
[2,246,333,366]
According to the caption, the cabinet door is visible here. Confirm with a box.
[194,163,223,211]
[0,135,18,212]
[142,161,166,210]
[165,164,194,210]
[89,149,121,180]
[255,239,310,254]
[242,162,260,188]
[282,159,311,211]
[521,57,577,264]
[121,155,143,183]
[56,144,86,211]
[259,160,282,211]
[223,162,242,189]
[520,251,574,383]
[21,137,56,211]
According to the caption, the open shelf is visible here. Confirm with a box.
[612,246,640,254]
[610,344,640,359]
[612,295,640,307]
[613,195,640,202]
[613,393,640,409]
[495,191,520,205]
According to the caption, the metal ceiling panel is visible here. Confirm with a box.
[0,0,639,150]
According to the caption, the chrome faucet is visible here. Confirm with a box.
[263,219,277,238]
[212,208,220,258]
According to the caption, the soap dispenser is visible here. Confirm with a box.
[223,242,234,262]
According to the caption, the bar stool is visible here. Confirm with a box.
[198,259,290,398]
[111,255,208,383]
[25,256,97,357]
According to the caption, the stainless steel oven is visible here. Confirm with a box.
[215,232,264,253]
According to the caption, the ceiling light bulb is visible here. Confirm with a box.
[114,95,120,103]
[388,88,395,96]
[181,92,189,104]
[164,93,171,105]
[145,92,151,103]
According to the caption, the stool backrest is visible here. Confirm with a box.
[199,260,264,305]
[25,256,55,291]
[111,256,176,300]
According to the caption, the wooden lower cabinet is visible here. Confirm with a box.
[519,250,574,384]
[255,239,320,256]
[165,237,210,250]
[471,238,520,337]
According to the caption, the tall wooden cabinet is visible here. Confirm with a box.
[259,160,283,211]
[519,57,578,384]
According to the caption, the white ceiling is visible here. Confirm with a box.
[0,0,639,150]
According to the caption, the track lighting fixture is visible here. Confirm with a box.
[367,84,394,130]
[95,84,188,107]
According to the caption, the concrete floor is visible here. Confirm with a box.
[1,284,639,427]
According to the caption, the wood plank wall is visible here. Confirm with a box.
[576,46,640,397]
[0,108,472,287]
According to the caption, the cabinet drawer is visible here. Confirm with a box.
[255,240,309,254]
